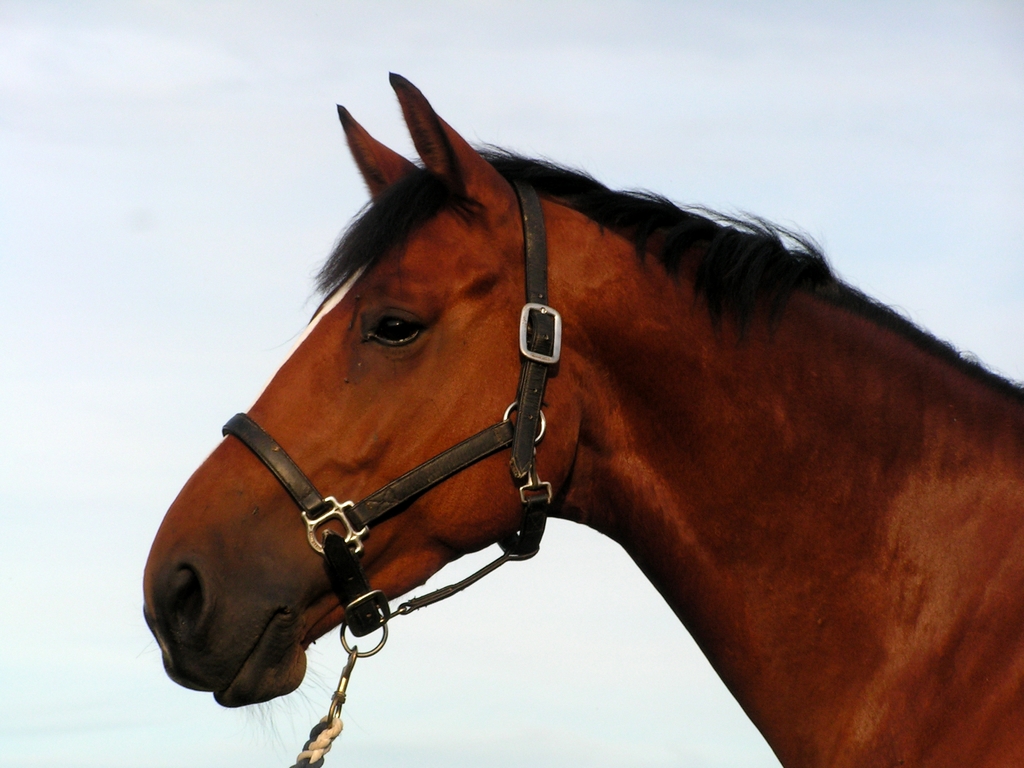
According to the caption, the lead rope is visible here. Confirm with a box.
[291,717,343,768]
[290,623,386,768]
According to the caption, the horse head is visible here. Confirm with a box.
[143,75,581,706]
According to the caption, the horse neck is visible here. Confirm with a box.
[552,222,1024,766]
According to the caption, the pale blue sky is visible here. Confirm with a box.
[1,2,1022,767]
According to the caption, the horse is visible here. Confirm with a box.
[143,75,1024,768]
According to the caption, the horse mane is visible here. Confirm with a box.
[319,151,1024,404]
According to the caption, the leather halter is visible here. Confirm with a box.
[222,182,560,637]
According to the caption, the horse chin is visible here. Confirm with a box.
[212,618,308,707]
[213,646,306,707]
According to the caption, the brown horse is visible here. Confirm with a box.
[143,76,1024,768]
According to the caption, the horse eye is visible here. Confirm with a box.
[368,316,423,346]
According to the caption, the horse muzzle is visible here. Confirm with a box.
[143,557,307,706]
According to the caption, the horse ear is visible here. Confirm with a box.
[389,73,512,205]
[337,105,417,198]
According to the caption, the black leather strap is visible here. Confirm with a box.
[516,181,549,306]
[223,414,326,514]
[509,318,556,478]
[322,532,389,636]
[500,492,548,557]
[350,420,515,528]
[510,182,556,479]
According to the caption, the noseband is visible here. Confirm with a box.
[222,182,560,638]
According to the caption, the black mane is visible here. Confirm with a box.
[318,150,1024,403]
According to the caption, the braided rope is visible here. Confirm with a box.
[290,716,343,768]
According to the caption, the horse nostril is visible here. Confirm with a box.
[168,565,205,641]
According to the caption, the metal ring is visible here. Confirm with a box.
[339,621,389,658]
[502,402,546,444]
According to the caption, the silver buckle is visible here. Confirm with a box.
[518,467,553,504]
[519,303,562,365]
[302,496,368,556]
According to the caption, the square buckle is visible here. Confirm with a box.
[519,479,553,505]
[344,589,391,637]
[519,303,562,365]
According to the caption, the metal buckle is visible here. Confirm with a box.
[302,496,368,556]
[518,467,553,505]
[343,590,392,638]
[519,303,562,365]
[519,481,553,505]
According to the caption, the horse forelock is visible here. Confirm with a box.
[317,168,452,299]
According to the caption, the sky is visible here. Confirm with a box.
[1,2,1022,767]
